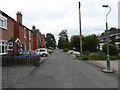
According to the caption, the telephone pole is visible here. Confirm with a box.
[78,1,82,58]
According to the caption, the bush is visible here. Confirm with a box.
[102,44,119,56]
[110,56,118,60]
[90,54,101,60]
[33,59,40,67]
[82,56,89,60]
[97,51,106,60]
[83,51,91,56]
[63,48,69,52]
[117,55,120,59]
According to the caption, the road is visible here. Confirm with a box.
[13,49,118,88]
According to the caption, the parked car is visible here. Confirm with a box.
[48,49,53,54]
[68,50,80,55]
[6,50,40,61]
[35,48,48,57]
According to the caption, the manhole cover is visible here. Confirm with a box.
[46,75,53,79]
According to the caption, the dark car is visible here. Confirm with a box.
[7,50,40,61]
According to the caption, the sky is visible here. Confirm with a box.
[0,0,119,42]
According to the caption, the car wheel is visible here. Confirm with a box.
[42,54,47,57]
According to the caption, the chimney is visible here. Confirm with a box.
[16,12,22,24]
[32,25,36,30]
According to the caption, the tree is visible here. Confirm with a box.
[46,33,56,49]
[71,35,80,50]
[71,34,99,52]
[82,34,99,52]
[58,29,70,49]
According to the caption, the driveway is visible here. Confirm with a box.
[12,49,118,88]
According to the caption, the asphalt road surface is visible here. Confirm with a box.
[13,49,118,88]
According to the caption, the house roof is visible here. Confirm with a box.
[99,30,120,38]
[0,10,32,32]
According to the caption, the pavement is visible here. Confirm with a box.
[2,56,48,88]
[89,60,119,74]
[71,54,119,74]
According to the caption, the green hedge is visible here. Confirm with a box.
[82,56,89,60]
[63,48,69,52]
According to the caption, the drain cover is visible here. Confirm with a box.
[46,75,53,79]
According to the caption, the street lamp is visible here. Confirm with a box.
[102,5,115,73]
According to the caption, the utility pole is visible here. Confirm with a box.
[78,2,82,58]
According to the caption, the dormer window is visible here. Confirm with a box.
[0,15,7,29]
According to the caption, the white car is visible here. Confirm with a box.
[68,50,80,55]
[35,48,48,57]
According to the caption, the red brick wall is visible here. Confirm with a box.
[2,15,14,40]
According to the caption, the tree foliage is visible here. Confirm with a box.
[71,34,99,52]
[82,34,99,52]
[58,29,71,49]
[46,33,56,49]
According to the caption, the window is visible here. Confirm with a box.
[0,15,7,29]
[29,31,31,40]
[0,40,8,55]
[24,43,26,50]
[116,34,120,39]
[29,43,31,50]
[8,42,13,51]
[24,28,26,38]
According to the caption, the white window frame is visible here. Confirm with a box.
[7,42,13,51]
[0,40,8,55]
[29,31,31,40]
[0,15,7,29]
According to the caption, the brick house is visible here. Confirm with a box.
[0,10,34,56]
[32,25,42,50]
[41,34,46,48]
[99,30,120,50]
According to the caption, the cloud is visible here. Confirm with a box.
[0,0,118,42]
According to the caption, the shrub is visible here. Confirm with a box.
[90,54,101,60]
[63,48,69,52]
[102,44,119,56]
[117,55,120,59]
[83,51,91,56]
[110,56,118,60]
[82,56,89,60]
[97,51,107,60]
[33,59,40,67]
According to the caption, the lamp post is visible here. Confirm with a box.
[78,1,82,59]
[102,5,115,73]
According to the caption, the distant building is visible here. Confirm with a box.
[32,26,42,50]
[41,34,46,48]
[99,30,120,50]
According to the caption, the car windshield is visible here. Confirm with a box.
[40,50,46,52]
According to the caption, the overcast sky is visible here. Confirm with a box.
[0,0,119,41]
